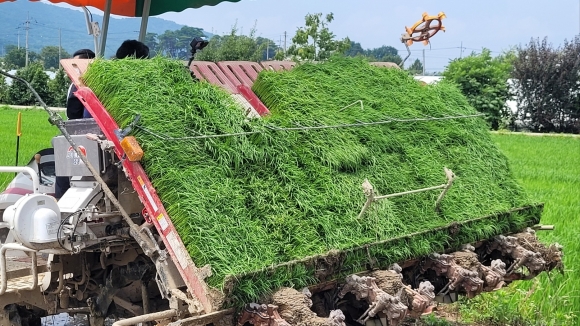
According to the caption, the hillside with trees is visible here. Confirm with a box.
[0,1,192,58]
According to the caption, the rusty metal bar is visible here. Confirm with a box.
[0,243,38,295]
[111,309,177,326]
[358,167,455,218]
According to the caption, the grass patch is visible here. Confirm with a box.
[0,106,60,190]
[82,56,540,305]
[458,133,579,326]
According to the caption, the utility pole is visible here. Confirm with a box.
[59,28,62,65]
[284,31,287,53]
[460,41,464,58]
[25,11,31,67]
[266,39,269,60]
[422,49,426,75]
[17,30,20,49]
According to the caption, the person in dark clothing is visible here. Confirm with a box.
[66,49,96,120]
[56,49,95,199]
[80,40,150,120]
[115,40,150,59]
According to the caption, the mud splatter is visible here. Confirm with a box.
[271,288,331,326]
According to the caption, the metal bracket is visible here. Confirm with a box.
[358,167,455,218]
[489,235,547,277]
[403,282,436,317]
[532,224,555,231]
[422,253,484,298]
[338,274,408,326]
[479,259,507,291]
[115,114,141,140]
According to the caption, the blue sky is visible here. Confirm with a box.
[51,0,580,72]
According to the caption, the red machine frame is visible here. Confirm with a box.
[58,58,313,312]
[74,87,213,313]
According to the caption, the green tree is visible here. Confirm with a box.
[196,26,266,62]
[175,26,206,57]
[144,32,159,56]
[287,12,351,61]
[48,68,69,107]
[8,62,50,105]
[366,45,399,61]
[512,37,580,133]
[0,75,9,104]
[443,49,514,130]
[3,45,25,69]
[273,49,286,61]
[40,46,70,69]
[158,26,206,59]
[378,53,402,65]
[345,41,365,57]
[256,37,279,61]
[408,58,424,75]
[158,30,179,57]
[345,43,402,64]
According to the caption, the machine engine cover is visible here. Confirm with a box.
[2,194,62,249]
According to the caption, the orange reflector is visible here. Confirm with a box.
[120,136,144,162]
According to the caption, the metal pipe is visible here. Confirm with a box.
[399,43,411,68]
[142,281,150,313]
[99,0,112,57]
[0,166,40,193]
[374,183,447,200]
[167,308,235,326]
[57,307,91,314]
[0,243,38,295]
[81,6,93,35]
[141,281,150,326]
[138,0,152,43]
[69,255,86,286]
[358,167,455,218]
[111,309,177,326]
[91,212,122,219]
[47,267,64,295]
[81,6,99,55]
[357,195,374,220]
[100,252,107,270]
[30,252,37,290]
[435,167,456,211]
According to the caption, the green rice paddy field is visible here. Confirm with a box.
[0,106,60,188]
[461,133,580,326]
[0,106,578,324]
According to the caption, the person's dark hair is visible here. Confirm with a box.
[116,40,150,59]
[73,49,95,59]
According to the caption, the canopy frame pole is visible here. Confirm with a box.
[99,0,112,57]
[138,0,152,43]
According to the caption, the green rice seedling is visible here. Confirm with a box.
[0,106,60,189]
[458,133,580,326]
[82,56,541,306]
